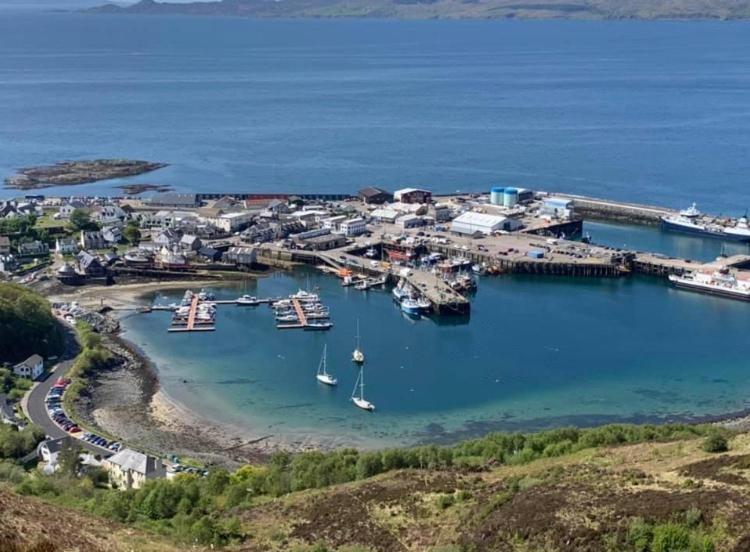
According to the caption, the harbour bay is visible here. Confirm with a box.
[3,12,750,448]
[120,226,750,447]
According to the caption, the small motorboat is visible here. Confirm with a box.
[236,295,259,306]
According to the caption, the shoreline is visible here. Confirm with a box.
[50,276,750,464]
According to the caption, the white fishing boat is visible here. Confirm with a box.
[316,345,337,386]
[351,365,374,411]
[352,319,365,363]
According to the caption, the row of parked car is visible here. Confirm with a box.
[45,377,121,452]
[45,378,80,434]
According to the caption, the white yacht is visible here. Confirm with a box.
[351,365,374,411]
[352,319,365,364]
[316,345,337,386]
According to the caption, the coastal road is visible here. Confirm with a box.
[25,323,114,457]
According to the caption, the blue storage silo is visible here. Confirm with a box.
[503,187,519,207]
[490,187,504,206]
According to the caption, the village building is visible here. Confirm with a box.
[54,237,78,255]
[13,354,44,380]
[393,188,432,205]
[17,240,49,257]
[103,448,166,490]
[340,217,367,237]
[358,187,393,205]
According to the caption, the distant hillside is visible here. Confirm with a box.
[88,0,750,20]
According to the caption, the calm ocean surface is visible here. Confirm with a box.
[1,14,750,211]
[4,13,750,444]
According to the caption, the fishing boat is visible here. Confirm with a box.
[661,203,750,242]
[236,295,259,306]
[352,319,365,363]
[365,247,377,258]
[400,297,421,317]
[351,365,375,411]
[416,297,431,312]
[342,274,355,287]
[392,279,410,302]
[316,345,337,386]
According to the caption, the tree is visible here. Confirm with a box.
[57,439,82,477]
[69,208,97,231]
[123,223,141,245]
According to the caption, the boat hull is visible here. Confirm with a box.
[316,375,337,386]
[352,398,375,411]
[670,280,750,302]
[661,219,750,242]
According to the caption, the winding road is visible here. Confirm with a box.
[24,323,113,457]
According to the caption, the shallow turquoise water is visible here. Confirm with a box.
[120,227,750,447]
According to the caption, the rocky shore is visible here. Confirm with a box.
[72,334,273,468]
[4,159,167,190]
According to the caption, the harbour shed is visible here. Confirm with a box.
[146,193,200,209]
[358,187,393,205]
[394,188,432,205]
[451,212,513,235]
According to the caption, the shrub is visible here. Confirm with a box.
[702,433,728,453]
[651,523,691,552]
[436,494,455,510]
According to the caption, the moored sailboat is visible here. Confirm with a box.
[351,365,375,411]
[352,318,365,363]
[316,345,337,386]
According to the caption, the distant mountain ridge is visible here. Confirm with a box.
[87,0,750,20]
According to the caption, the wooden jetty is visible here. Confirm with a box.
[291,298,308,326]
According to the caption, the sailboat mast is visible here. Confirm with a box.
[360,366,365,400]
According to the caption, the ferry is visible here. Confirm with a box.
[668,269,750,301]
[661,203,750,242]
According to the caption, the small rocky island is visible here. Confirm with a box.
[4,159,167,190]
[116,183,174,195]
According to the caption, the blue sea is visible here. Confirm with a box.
[1,14,750,212]
[4,12,750,446]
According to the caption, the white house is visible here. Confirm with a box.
[91,205,126,224]
[103,448,166,490]
[13,354,44,380]
[58,201,86,219]
[322,215,347,231]
[55,237,79,255]
[340,218,367,237]
[205,212,254,233]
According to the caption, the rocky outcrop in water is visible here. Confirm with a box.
[5,159,167,190]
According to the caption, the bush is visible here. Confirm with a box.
[436,494,455,510]
[702,433,728,453]
[651,523,691,552]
